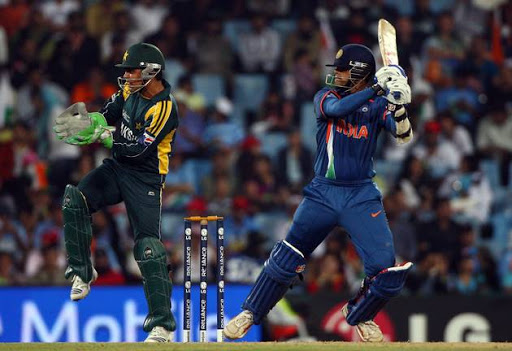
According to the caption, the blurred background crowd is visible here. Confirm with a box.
[0,0,512,301]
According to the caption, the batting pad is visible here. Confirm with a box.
[62,185,94,282]
[242,240,306,324]
[346,262,413,325]
[135,237,176,332]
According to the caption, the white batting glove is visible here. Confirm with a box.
[385,76,411,105]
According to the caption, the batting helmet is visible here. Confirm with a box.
[325,44,376,92]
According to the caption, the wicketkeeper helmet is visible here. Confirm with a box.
[116,42,165,93]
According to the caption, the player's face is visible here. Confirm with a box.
[334,69,367,93]
[124,69,143,91]
[333,69,350,87]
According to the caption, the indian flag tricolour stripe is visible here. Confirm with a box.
[325,120,336,179]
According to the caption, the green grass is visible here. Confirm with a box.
[1,342,511,351]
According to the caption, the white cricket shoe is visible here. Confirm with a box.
[223,310,254,340]
[144,326,174,343]
[341,303,384,342]
[70,268,98,301]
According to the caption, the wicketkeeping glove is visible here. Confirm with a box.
[53,102,115,148]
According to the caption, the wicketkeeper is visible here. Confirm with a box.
[53,43,179,342]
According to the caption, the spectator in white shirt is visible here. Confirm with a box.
[39,0,80,30]
[440,111,474,156]
[477,103,512,186]
[238,13,281,73]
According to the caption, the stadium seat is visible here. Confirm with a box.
[192,74,226,107]
[253,212,289,245]
[185,158,212,194]
[271,19,297,41]
[160,212,185,241]
[260,132,288,161]
[164,59,186,88]
[486,212,512,259]
[233,74,269,113]
[374,159,402,186]
[300,102,317,152]
[223,19,251,53]
[480,159,501,191]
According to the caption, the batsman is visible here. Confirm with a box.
[225,43,414,342]
[53,43,178,342]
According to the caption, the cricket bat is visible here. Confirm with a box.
[378,19,398,66]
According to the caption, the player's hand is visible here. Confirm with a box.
[375,65,407,82]
[384,76,411,105]
[54,103,115,148]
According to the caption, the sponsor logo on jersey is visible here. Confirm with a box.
[120,122,136,141]
[335,119,369,139]
[122,110,130,123]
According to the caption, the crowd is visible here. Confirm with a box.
[0,0,512,298]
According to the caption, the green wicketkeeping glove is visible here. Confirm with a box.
[64,112,115,148]
[54,102,115,149]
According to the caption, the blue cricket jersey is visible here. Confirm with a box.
[313,87,397,182]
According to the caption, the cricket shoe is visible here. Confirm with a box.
[70,268,98,301]
[341,303,383,342]
[144,326,174,343]
[223,310,254,339]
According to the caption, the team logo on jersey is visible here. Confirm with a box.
[296,264,306,273]
[336,49,343,59]
[135,122,143,130]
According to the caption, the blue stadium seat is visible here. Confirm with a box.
[252,212,289,245]
[480,159,501,191]
[184,159,212,194]
[486,212,512,259]
[223,20,251,53]
[271,19,297,41]
[164,59,186,88]
[160,212,185,241]
[384,0,413,15]
[233,74,269,113]
[260,132,288,161]
[300,102,317,153]
[192,74,226,107]
[374,159,402,186]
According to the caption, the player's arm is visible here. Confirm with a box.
[376,65,413,144]
[381,104,413,144]
[113,99,178,164]
[318,87,380,119]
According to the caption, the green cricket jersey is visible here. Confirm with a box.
[100,80,179,175]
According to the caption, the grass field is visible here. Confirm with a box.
[1,342,511,351]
